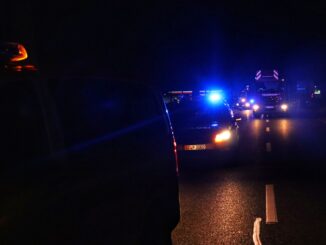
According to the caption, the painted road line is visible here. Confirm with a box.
[266,127,270,132]
[252,217,262,245]
[266,142,272,152]
[266,184,278,224]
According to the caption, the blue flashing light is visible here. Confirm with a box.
[250,99,255,104]
[211,122,219,127]
[208,93,222,103]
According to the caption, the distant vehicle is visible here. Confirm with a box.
[296,81,323,108]
[251,70,289,118]
[165,90,239,157]
[235,88,255,110]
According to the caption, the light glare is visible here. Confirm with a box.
[281,104,288,111]
[215,130,231,143]
[253,104,259,111]
[209,93,222,103]
[11,44,28,62]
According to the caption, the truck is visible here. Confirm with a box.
[251,70,289,118]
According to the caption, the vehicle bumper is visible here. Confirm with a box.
[254,107,289,115]
[177,142,232,152]
[236,105,251,110]
[176,144,237,166]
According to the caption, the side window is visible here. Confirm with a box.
[51,79,170,149]
[49,79,175,174]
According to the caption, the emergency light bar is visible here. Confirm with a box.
[167,90,223,95]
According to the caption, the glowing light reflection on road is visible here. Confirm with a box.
[244,110,251,120]
[278,119,291,140]
[173,178,255,244]
[252,119,263,138]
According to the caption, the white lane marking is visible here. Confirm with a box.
[266,127,270,132]
[253,217,263,245]
[266,142,272,152]
[266,184,278,224]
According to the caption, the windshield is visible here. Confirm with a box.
[169,101,231,128]
[255,80,284,92]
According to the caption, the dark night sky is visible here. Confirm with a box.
[2,1,326,88]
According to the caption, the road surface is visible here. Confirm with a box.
[173,110,326,245]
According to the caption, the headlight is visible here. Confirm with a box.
[240,98,246,103]
[253,104,259,111]
[214,130,231,143]
[245,102,250,108]
[281,104,288,111]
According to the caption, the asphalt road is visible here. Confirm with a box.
[172,110,326,245]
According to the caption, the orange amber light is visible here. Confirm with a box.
[11,44,28,62]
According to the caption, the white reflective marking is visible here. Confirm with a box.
[253,217,262,245]
[266,184,278,224]
[262,93,280,96]
[266,127,270,132]
[266,142,272,152]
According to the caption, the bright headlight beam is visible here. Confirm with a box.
[253,104,259,111]
[281,104,288,111]
[215,130,231,143]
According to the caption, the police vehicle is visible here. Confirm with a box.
[165,90,239,156]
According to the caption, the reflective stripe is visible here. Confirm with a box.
[177,143,229,151]
[262,93,280,96]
